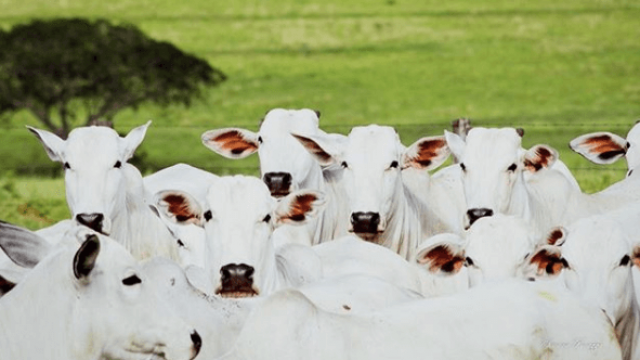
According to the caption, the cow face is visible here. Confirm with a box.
[416,215,539,286]
[558,218,637,327]
[202,108,328,197]
[294,125,449,244]
[445,127,557,229]
[28,122,150,235]
[155,175,325,298]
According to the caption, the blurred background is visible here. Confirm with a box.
[0,0,638,229]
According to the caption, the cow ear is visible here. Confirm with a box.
[201,128,259,159]
[444,130,466,163]
[26,126,66,162]
[274,190,326,226]
[631,245,640,269]
[526,245,566,279]
[416,233,466,276]
[292,133,340,167]
[545,227,567,246]
[154,190,204,227]
[523,145,558,173]
[402,136,450,170]
[121,120,151,161]
[569,132,628,165]
[0,221,53,268]
[73,234,101,280]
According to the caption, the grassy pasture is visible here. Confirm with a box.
[0,0,638,229]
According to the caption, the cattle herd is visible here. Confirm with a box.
[1,108,639,360]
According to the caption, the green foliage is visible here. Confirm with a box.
[0,18,226,137]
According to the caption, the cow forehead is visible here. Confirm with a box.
[64,127,121,165]
[345,126,401,163]
[260,109,319,136]
[563,218,630,266]
[462,128,522,165]
[206,176,275,215]
[466,215,534,260]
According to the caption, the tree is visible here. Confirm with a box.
[0,18,226,138]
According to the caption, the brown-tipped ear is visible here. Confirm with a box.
[523,145,558,173]
[201,128,259,159]
[274,190,326,226]
[402,136,450,171]
[154,190,204,226]
[73,234,101,280]
[292,133,336,167]
[416,235,466,275]
[516,128,525,138]
[527,245,567,278]
[632,245,640,269]
[545,227,567,246]
[569,132,628,165]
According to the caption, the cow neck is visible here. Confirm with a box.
[380,180,421,261]
[616,275,640,360]
[111,165,179,262]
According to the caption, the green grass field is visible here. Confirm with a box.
[1,0,639,229]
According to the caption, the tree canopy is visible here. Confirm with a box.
[0,18,226,137]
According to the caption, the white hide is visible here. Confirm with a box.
[155,175,325,297]
[27,123,181,263]
[0,230,200,360]
[554,216,640,360]
[295,125,453,261]
[202,108,350,246]
[444,127,583,237]
[416,215,560,287]
[312,235,467,297]
[144,163,218,269]
[218,280,621,360]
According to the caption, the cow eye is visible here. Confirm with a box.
[341,161,349,169]
[177,239,185,247]
[262,214,271,223]
[620,254,631,267]
[204,210,212,222]
[507,163,517,172]
[258,136,263,144]
[460,163,466,171]
[122,274,142,286]
[389,160,399,169]
[465,257,474,266]
[63,162,71,170]
[114,161,122,168]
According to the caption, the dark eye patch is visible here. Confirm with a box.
[204,210,212,221]
[390,161,399,169]
[64,162,71,170]
[122,274,142,286]
[341,161,348,169]
[263,214,271,223]
[114,161,122,168]
[620,254,631,267]
[507,163,517,172]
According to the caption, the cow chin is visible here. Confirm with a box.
[351,231,383,244]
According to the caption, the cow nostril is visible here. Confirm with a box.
[75,213,105,233]
[191,331,202,355]
[466,208,494,226]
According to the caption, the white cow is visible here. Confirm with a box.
[294,125,453,260]
[144,163,219,269]
[217,280,621,360]
[27,122,182,263]
[416,214,564,287]
[154,175,325,297]
[312,235,467,297]
[542,216,640,360]
[201,108,350,246]
[444,127,584,236]
[0,224,201,360]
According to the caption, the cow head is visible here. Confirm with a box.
[202,108,331,197]
[416,215,542,286]
[0,224,201,360]
[445,127,557,229]
[294,125,450,243]
[28,122,151,235]
[155,175,325,298]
